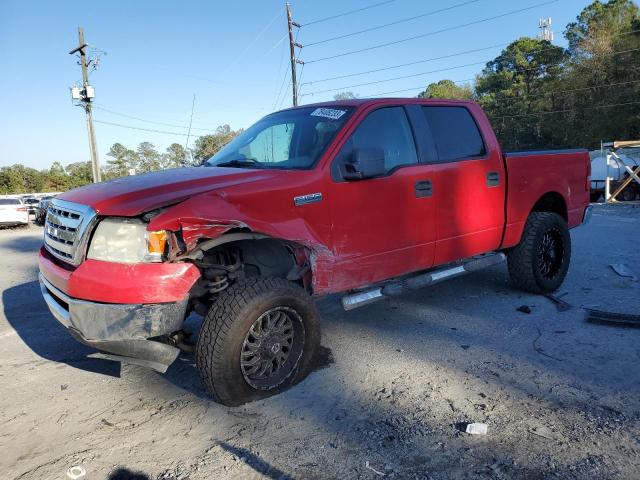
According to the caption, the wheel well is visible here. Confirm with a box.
[228,238,298,279]
[531,192,567,222]
[187,236,312,316]
[196,236,310,286]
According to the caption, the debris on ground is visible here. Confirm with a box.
[529,424,563,442]
[544,293,572,312]
[609,264,637,281]
[66,466,86,479]
[516,305,532,314]
[585,308,640,328]
[365,461,385,476]
[533,328,564,361]
[465,423,488,435]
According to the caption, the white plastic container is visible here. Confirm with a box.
[465,423,488,435]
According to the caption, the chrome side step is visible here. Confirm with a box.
[341,253,506,311]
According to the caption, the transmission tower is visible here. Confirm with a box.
[538,18,554,42]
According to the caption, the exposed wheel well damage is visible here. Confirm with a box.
[185,234,314,316]
[531,192,567,222]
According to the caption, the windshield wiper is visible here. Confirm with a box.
[214,158,263,168]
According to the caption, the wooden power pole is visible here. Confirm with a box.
[286,3,302,107]
[69,27,101,183]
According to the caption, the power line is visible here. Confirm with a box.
[302,60,487,96]
[365,76,640,101]
[302,27,640,86]
[93,105,213,132]
[484,78,640,104]
[305,0,483,47]
[271,34,290,110]
[301,0,397,27]
[221,9,283,74]
[305,0,559,64]
[303,46,640,98]
[366,79,477,97]
[94,119,189,136]
[302,43,505,86]
[488,100,640,120]
[273,67,291,110]
[297,63,307,97]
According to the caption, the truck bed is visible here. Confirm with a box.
[501,149,591,249]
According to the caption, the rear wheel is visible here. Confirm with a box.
[507,212,571,293]
[195,277,320,406]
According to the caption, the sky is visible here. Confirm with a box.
[0,0,595,170]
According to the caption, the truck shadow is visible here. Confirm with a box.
[2,280,120,377]
[0,231,44,253]
[218,442,294,480]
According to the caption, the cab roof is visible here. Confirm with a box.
[275,97,477,113]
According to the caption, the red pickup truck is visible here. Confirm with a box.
[39,99,591,405]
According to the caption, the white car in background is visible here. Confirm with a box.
[0,198,29,227]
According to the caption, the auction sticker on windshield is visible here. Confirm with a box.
[310,108,346,120]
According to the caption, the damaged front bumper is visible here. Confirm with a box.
[39,273,187,372]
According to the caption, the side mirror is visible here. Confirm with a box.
[341,148,386,180]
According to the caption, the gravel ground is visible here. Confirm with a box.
[1,205,639,480]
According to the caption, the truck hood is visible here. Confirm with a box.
[57,167,279,217]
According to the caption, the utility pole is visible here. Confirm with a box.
[286,3,303,107]
[69,27,101,183]
[184,94,196,166]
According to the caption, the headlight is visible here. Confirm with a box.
[87,218,167,263]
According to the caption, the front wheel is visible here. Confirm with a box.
[507,212,571,294]
[195,277,320,406]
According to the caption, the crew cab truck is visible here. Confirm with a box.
[38,99,591,406]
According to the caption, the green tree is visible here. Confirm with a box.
[0,166,25,194]
[66,162,93,188]
[193,125,242,164]
[475,37,568,149]
[136,142,161,172]
[106,143,138,177]
[560,0,640,146]
[46,162,69,191]
[333,91,359,100]
[565,0,639,57]
[163,143,187,169]
[417,80,474,100]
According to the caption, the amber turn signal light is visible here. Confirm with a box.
[147,230,167,255]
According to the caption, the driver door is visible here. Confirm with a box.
[326,106,437,291]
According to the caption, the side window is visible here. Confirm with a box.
[421,107,486,162]
[334,107,418,178]
[240,123,294,163]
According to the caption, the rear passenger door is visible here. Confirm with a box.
[420,105,506,265]
[326,106,437,290]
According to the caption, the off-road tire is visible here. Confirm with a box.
[507,212,571,294]
[195,277,320,406]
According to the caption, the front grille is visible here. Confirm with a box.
[43,199,97,266]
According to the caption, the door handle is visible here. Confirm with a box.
[486,171,500,187]
[415,180,432,198]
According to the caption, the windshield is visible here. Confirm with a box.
[206,106,353,170]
